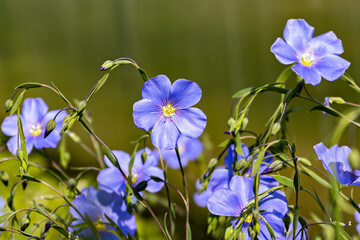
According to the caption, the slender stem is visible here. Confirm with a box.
[157,148,174,239]
[78,117,168,238]
[175,147,190,240]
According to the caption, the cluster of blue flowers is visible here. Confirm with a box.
[2,18,360,239]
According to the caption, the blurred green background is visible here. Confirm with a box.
[1,0,360,239]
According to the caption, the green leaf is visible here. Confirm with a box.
[259,215,276,239]
[52,225,71,239]
[0,212,12,224]
[83,213,101,240]
[232,87,255,98]
[20,175,40,183]
[301,166,331,189]
[51,82,72,105]
[15,82,44,89]
[272,175,294,189]
[85,72,110,102]
[251,148,265,176]
[276,66,293,83]
[234,133,243,156]
[17,110,28,172]
[218,139,232,147]
[309,106,341,117]
[9,90,26,116]
[163,213,172,240]
[32,199,48,216]
[59,133,70,169]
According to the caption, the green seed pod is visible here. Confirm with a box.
[271,122,281,135]
[5,99,14,113]
[298,157,312,167]
[20,216,31,231]
[68,178,77,189]
[242,117,249,129]
[68,132,81,144]
[44,119,56,138]
[329,96,345,104]
[227,118,236,128]
[135,180,148,192]
[99,60,114,71]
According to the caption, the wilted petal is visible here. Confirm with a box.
[174,108,206,139]
[170,79,202,108]
[283,19,314,52]
[207,188,244,217]
[292,64,321,86]
[141,75,171,105]
[270,38,298,65]
[316,55,350,81]
[151,118,180,150]
[133,99,162,131]
[22,98,48,123]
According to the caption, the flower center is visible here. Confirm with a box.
[95,219,106,231]
[301,52,315,66]
[162,103,176,117]
[245,214,252,223]
[131,173,138,183]
[29,123,42,137]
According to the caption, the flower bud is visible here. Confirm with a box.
[20,216,31,231]
[16,149,24,162]
[135,180,148,192]
[44,221,51,233]
[68,178,77,189]
[242,117,249,129]
[44,119,56,139]
[21,180,28,190]
[298,157,311,167]
[271,122,281,135]
[269,160,284,172]
[224,226,233,239]
[77,100,86,114]
[0,172,9,186]
[328,97,345,104]
[208,158,218,169]
[4,99,14,113]
[68,132,81,144]
[141,151,147,163]
[227,118,236,128]
[149,176,163,182]
[99,60,114,71]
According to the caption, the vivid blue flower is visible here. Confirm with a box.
[271,19,350,86]
[69,187,136,239]
[207,175,288,239]
[97,148,164,196]
[133,75,207,150]
[0,196,5,227]
[313,142,360,186]
[159,135,203,169]
[1,98,66,156]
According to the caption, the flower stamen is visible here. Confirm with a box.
[162,103,176,117]
[29,124,42,137]
[301,52,315,66]
[245,214,252,223]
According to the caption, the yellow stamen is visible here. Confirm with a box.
[95,221,106,231]
[162,103,176,117]
[301,52,315,66]
[131,174,138,183]
[29,124,42,137]
[245,214,252,223]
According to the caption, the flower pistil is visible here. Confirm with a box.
[162,103,176,117]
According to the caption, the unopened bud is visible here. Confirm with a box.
[44,221,51,233]
[16,149,24,162]
[298,157,312,167]
[149,176,163,182]
[242,117,249,129]
[135,180,148,192]
[68,132,81,144]
[68,178,77,189]
[99,60,114,71]
[77,101,86,114]
[227,118,236,128]
[269,160,283,172]
[328,97,345,104]
[44,119,56,139]
[235,159,247,171]
[208,158,218,169]
[0,172,9,186]
[22,180,28,190]
[5,99,14,113]
[20,216,31,231]
[224,226,233,239]
[141,151,147,163]
[271,122,281,135]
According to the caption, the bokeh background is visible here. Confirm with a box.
[1,0,360,239]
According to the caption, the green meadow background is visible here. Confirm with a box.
[1,0,360,239]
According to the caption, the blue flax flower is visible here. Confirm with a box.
[1,98,66,155]
[314,142,360,186]
[97,148,164,196]
[159,135,203,169]
[133,75,207,150]
[207,175,288,239]
[271,19,350,86]
[70,187,136,239]
[0,196,5,227]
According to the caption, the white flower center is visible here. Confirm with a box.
[29,123,42,137]
[162,103,176,117]
[301,52,315,66]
